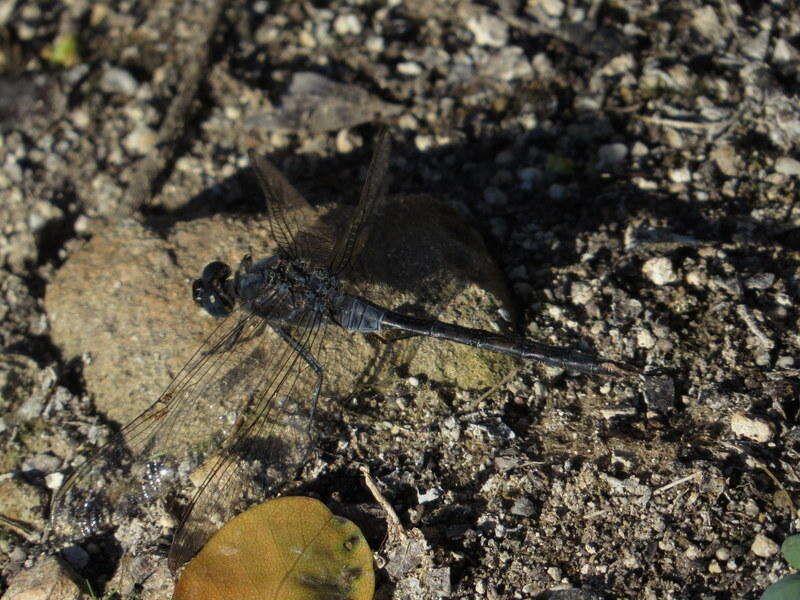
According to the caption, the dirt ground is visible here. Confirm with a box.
[0,1,799,599]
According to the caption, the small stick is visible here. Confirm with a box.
[636,114,732,131]
[0,513,39,542]
[654,472,701,495]
[360,464,402,532]
[736,304,775,350]
[475,368,519,404]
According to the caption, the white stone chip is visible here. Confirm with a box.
[466,14,509,47]
[751,533,779,558]
[642,257,678,285]
[731,412,773,442]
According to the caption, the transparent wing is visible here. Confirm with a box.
[49,291,301,543]
[328,128,391,275]
[248,149,335,265]
[168,307,326,570]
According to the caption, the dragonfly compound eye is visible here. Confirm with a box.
[193,261,235,317]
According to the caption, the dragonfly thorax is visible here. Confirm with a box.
[235,255,343,323]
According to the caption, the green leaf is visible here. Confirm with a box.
[761,573,800,600]
[42,34,80,67]
[782,535,800,570]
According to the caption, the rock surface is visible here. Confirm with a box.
[0,557,82,600]
[46,196,515,424]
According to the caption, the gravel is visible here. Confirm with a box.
[1,0,799,598]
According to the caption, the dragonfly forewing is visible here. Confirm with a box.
[49,303,297,544]
[168,308,327,570]
[248,149,336,267]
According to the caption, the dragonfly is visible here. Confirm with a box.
[50,129,640,572]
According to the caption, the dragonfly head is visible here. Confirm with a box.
[193,261,235,317]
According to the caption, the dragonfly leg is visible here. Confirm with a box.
[270,325,324,412]
[271,326,323,377]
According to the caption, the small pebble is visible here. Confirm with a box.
[744,273,775,290]
[692,6,726,42]
[642,257,678,285]
[775,156,800,176]
[70,108,91,129]
[751,533,779,558]
[99,65,138,96]
[417,487,441,503]
[631,141,649,157]
[511,497,536,517]
[540,0,565,17]
[773,39,799,63]
[668,167,691,183]
[62,544,90,569]
[711,143,741,177]
[16,398,44,421]
[22,453,62,474]
[45,472,64,490]
[637,328,657,349]
[397,61,423,76]
[570,281,593,305]
[547,566,563,581]
[730,412,773,442]
[333,13,361,36]
[335,129,356,154]
[406,376,419,387]
[398,114,418,130]
[466,13,508,47]
[123,124,157,156]
[664,130,684,150]
[9,546,26,562]
[365,35,384,53]
[708,560,722,574]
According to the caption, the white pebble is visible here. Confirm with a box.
[631,141,649,157]
[642,257,678,285]
[333,13,362,36]
[775,156,800,177]
[365,35,384,53]
[570,281,593,305]
[398,114,418,130]
[45,471,64,490]
[636,328,657,349]
[669,167,691,183]
[540,0,565,17]
[122,124,157,156]
[466,14,508,47]
[397,61,423,76]
[751,533,779,558]
[730,412,773,442]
